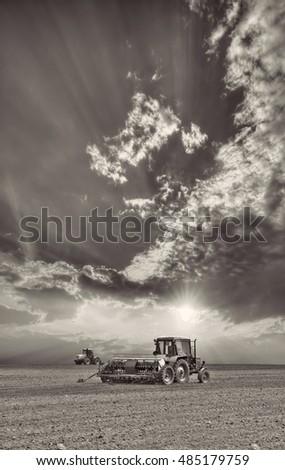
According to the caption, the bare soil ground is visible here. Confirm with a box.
[0,365,284,449]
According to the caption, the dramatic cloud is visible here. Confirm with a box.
[119,0,285,327]
[123,197,154,216]
[123,241,175,285]
[80,264,128,291]
[207,1,242,54]
[225,0,285,134]
[185,0,209,16]
[123,174,192,219]
[86,144,128,184]
[86,92,181,184]
[87,91,209,184]
[0,260,80,295]
[0,257,145,324]
[181,123,208,155]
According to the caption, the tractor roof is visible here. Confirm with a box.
[155,336,192,341]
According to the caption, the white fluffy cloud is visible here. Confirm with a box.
[185,0,208,16]
[86,143,128,184]
[207,1,241,54]
[181,123,208,154]
[87,92,208,184]
[122,240,175,284]
[87,92,181,184]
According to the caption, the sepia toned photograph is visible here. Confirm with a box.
[0,0,284,453]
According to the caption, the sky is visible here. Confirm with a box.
[0,0,285,364]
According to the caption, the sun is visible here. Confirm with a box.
[178,305,198,323]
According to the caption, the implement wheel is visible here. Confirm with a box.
[100,363,112,383]
[175,359,189,384]
[92,356,101,365]
[198,368,210,384]
[159,365,175,385]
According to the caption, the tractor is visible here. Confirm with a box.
[98,336,210,385]
[74,347,100,365]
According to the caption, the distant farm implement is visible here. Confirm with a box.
[74,348,101,365]
[77,337,210,385]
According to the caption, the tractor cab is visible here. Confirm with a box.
[153,336,202,369]
[153,336,193,357]
[82,348,93,358]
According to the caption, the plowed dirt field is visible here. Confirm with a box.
[1,365,284,449]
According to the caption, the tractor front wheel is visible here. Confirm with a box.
[175,359,189,384]
[198,368,210,383]
[159,365,175,385]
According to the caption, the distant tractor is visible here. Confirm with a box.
[74,348,100,365]
[98,336,210,385]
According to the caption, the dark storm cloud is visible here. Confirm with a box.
[0,304,39,325]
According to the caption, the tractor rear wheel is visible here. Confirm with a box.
[83,357,91,365]
[198,368,210,383]
[159,365,175,385]
[175,359,189,384]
